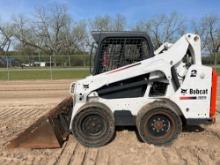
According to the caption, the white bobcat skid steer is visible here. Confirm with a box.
[8,32,217,149]
[70,32,218,147]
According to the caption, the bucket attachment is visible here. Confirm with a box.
[7,96,73,149]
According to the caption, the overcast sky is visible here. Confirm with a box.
[0,0,219,27]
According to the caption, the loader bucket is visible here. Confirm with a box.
[7,96,73,149]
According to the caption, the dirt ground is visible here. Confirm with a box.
[0,80,220,165]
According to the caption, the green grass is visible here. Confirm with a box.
[0,69,90,80]
[1,67,219,81]
[215,68,220,75]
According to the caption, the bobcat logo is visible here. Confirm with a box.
[181,89,187,94]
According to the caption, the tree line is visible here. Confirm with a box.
[0,5,220,65]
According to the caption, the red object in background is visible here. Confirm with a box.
[103,51,109,67]
[210,69,218,119]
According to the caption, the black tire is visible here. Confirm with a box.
[72,103,115,147]
[136,101,182,145]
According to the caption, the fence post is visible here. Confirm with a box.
[6,55,9,81]
[50,55,52,80]
[68,55,71,67]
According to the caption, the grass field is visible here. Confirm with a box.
[0,67,220,80]
[216,68,220,74]
[0,68,90,80]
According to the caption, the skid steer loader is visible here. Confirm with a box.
[7,31,218,148]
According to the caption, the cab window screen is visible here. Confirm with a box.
[99,37,150,73]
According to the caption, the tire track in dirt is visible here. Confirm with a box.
[0,105,53,148]
[69,144,87,165]
[95,149,109,165]
[0,108,29,122]
[0,105,44,119]
[47,142,68,165]
[0,108,42,129]
[83,148,98,165]
[0,108,19,118]
[56,137,78,165]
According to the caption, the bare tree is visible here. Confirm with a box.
[33,5,72,55]
[193,15,220,65]
[90,15,113,31]
[13,5,89,54]
[90,14,126,32]
[71,21,88,52]
[134,12,186,48]
[0,21,14,78]
[12,15,48,53]
[0,22,14,53]
[113,14,126,31]
[12,5,90,67]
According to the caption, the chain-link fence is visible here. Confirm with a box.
[0,54,91,80]
[0,53,218,80]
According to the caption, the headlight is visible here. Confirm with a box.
[70,83,75,93]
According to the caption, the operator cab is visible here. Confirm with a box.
[91,31,155,75]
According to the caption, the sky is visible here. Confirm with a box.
[0,0,219,27]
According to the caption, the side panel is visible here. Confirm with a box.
[171,65,212,119]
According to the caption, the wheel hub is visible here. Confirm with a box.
[81,114,105,136]
[153,120,163,130]
[148,114,171,137]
